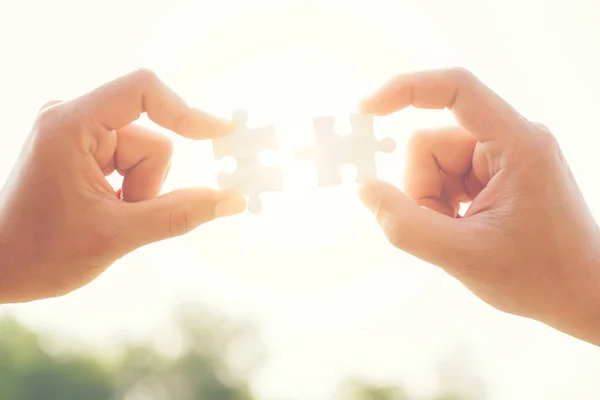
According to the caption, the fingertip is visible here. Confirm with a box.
[358,96,392,117]
[225,120,237,134]
[213,191,247,218]
[358,96,374,114]
[215,119,238,138]
[357,181,382,213]
[360,180,467,270]
[358,92,386,115]
[359,78,411,116]
[120,187,248,248]
[213,118,237,136]
[180,109,237,140]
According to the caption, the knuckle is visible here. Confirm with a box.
[447,66,476,85]
[131,67,160,88]
[532,121,550,132]
[156,134,174,159]
[534,123,559,150]
[35,106,63,134]
[508,122,560,165]
[168,208,190,238]
[407,129,430,152]
[38,100,62,114]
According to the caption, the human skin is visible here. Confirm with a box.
[358,67,600,346]
[0,67,599,347]
[0,69,246,303]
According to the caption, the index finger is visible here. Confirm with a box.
[359,67,529,143]
[73,68,235,139]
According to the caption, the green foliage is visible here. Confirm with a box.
[0,318,113,400]
[0,310,258,400]
[336,378,410,400]
[0,310,480,400]
[432,395,468,400]
[335,378,473,400]
[111,308,259,400]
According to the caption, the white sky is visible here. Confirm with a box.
[1,0,600,399]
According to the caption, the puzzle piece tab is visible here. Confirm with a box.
[296,114,396,186]
[212,109,283,214]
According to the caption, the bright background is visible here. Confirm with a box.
[1,0,600,398]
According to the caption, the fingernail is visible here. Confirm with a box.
[213,195,246,218]
[358,183,381,213]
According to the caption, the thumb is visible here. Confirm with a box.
[120,188,246,249]
[358,180,470,270]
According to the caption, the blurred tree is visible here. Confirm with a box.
[0,310,481,400]
[111,305,261,400]
[0,318,113,400]
[0,307,261,400]
[334,378,474,400]
[432,396,469,400]
[334,378,410,400]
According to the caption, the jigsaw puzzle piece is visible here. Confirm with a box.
[348,114,396,182]
[212,109,283,214]
[295,114,396,187]
[212,109,278,162]
[217,164,283,214]
[295,116,347,187]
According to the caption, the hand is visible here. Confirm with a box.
[358,67,600,346]
[0,69,246,303]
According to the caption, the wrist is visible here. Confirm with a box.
[550,246,600,347]
[575,255,600,346]
[0,226,21,304]
[0,237,10,304]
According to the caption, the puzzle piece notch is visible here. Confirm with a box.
[212,109,283,214]
[295,113,396,187]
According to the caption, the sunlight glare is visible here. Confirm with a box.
[139,0,457,299]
